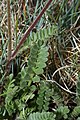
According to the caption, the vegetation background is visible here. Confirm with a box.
[0,0,80,119]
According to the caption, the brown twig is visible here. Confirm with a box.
[6,0,52,69]
[7,0,12,60]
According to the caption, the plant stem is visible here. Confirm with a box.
[6,0,52,68]
[7,0,12,60]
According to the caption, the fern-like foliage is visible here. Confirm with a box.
[20,41,49,88]
[19,24,58,89]
[36,81,53,112]
[4,76,18,115]
[71,106,80,118]
[20,24,58,52]
[19,24,57,88]
[2,24,58,118]
[56,106,70,119]
[27,112,56,120]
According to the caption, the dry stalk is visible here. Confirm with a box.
[7,0,12,60]
[6,0,52,69]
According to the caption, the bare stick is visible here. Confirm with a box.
[6,0,52,69]
[46,79,77,95]
[7,0,12,60]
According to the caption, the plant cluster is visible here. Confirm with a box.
[0,0,80,120]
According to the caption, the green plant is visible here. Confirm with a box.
[56,106,70,119]
[36,81,54,111]
[4,78,18,115]
[0,21,58,119]
[71,106,80,118]
[27,112,56,120]
[27,106,70,120]
[0,0,80,120]
[20,42,49,88]
[21,24,57,50]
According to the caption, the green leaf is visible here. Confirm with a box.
[38,50,49,58]
[21,68,26,78]
[32,75,40,83]
[40,29,45,40]
[57,106,70,119]
[22,93,35,102]
[28,59,36,67]
[72,106,80,117]
[43,104,49,111]
[36,98,44,106]
[27,112,55,120]
[37,56,48,62]
[37,40,43,47]
[37,31,41,40]
[32,32,37,41]
[36,62,46,68]
[30,85,37,92]
[43,28,49,39]
[9,74,13,81]
[33,67,43,75]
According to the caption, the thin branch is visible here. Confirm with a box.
[71,31,80,43]
[46,79,77,95]
[52,65,73,78]
[7,0,12,60]
[6,0,52,69]
[43,73,77,95]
